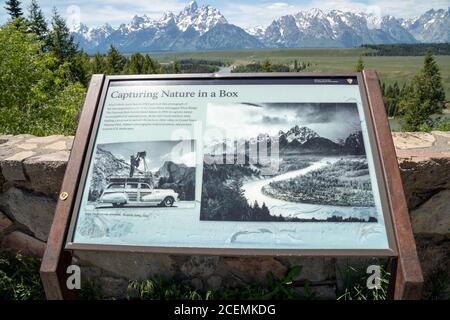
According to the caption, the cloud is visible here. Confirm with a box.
[1,0,448,28]
[266,2,296,10]
[261,115,289,124]
[2,0,187,27]
[222,2,304,28]
[221,0,450,28]
[262,103,359,124]
[178,151,196,167]
[206,102,363,141]
[71,0,187,26]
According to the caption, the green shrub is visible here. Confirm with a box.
[0,251,45,300]
[0,21,86,136]
[434,118,450,131]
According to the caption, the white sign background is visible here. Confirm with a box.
[70,82,390,250]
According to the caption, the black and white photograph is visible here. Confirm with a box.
[200,102,378,223]
[87,140,196,209]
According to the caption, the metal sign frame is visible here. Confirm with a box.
[40,72,423,299]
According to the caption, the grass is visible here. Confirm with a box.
[0,251,45,300]
[127,276,214,300]
[148,47,450,98]
[337,262,390,300]
[80,266,317,300]
[0,250,446,300]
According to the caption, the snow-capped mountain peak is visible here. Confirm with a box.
[70,22,89,33]
[308,8,326,19]
[245,25,266,38]
[184,1,199,15]
[264,7,421,48]
[281,126,320,144]
[129,15,155,31]
[402,7,450,42]
[365,13,383,30]
[71,3,450,53]
[176,1,227,34]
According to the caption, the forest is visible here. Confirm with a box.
[362,43,450,56]
[200,163,289,221]
[262,158,375,208]
[200,160,376,222]
[231,59,311,73]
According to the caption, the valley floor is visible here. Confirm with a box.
[242,156,378,221]
[150,48,450,98]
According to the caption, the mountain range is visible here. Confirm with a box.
[277,126,365,155]
[71,1,450,53]
[206,125,365,157]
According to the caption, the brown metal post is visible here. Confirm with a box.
[40,74,105,300]
[362,70,423,299]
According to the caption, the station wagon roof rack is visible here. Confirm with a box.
[107,175,153,184]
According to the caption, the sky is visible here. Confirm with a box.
[1,0,449,29]
[206,102,361,142]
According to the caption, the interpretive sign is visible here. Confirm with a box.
[64,75,397,255]
[40,73,423,300]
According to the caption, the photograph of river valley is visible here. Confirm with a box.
[200,102,380,223]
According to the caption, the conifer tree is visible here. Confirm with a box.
[262,59,272,72]
[28,0,48,44]
[355,55,365,72]
[172,60,181,74]
[71,49,90,86]
[419,50,446,113]
[400,82,413,103]
[91,53,107,74]
[384,84,394,117]
[105,45,127,75]
[400,50,446,131]
[49,7,78,61]
[261,203,270,216]
[128,53,145,74]
[5,0,23,19]
[143,54,158,74]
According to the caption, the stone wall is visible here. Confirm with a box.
[0,133,449,299]
[393,131,450,298]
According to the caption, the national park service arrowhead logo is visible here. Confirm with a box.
[347,78,354,84]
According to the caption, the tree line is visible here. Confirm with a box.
[200,167,288,222]
[362,43,450,56]
[90,50,227,75]
[232,59,311,73]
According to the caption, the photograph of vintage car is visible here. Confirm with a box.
[98,179,179,208]
[87,140,196,208]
